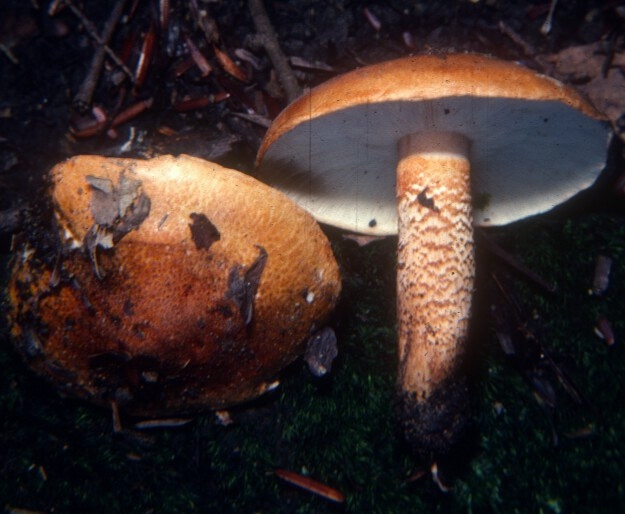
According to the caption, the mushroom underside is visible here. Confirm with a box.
[257,98,608,235]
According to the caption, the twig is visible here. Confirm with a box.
[540,0,559,35]
[601,29,618,78]
[64,0,130,71]
[0,44,19,64]
[63,0,133,111]
[71,0,130,111]
[491,271,589,409]
[190,0,220,44]
[232,111,272,128]
[498,20,536,55]
[248,0,301,103]
[274,468,345,504]
[498,21,551,72]
[477,228,556,293]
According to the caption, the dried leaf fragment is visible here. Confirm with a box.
[214,44,249,82]
[304,327,338,377]
[84,172,151,278]
[225,245,268,325]
[87,175,116,225]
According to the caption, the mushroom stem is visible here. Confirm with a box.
[395,131,474,456]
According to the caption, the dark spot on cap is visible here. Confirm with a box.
[369,218,377,227]
[123,299,135,316]
[132,324,146,339]
[189,212,221,251]
[215,303,234,318]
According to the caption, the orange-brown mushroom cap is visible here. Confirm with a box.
[7,154,341,416]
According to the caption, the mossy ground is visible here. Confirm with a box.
[2,205,625,513]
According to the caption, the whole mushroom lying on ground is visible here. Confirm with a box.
[255,53,612,457]
[7,154,341,416]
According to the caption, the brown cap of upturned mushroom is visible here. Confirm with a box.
[255,53,611,457]
[7,154,341,416]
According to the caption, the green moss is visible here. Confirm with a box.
[2,211,625,512]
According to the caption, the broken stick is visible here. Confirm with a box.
[69,0,132,111]
[248,0,301,103]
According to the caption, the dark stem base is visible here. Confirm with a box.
[395,375,470,460]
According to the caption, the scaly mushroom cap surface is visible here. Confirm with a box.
[8,154,341,416]
[256,53,611,234]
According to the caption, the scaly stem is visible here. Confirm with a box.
[395,131,474,455]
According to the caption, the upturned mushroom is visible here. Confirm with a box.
[254,53,611,456]
[8,154,341,416]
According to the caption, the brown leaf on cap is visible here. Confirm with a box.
[83,174,151,278]
[225,245,268,326]
[86,175,117,225]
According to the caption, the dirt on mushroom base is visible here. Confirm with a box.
[395,374,470,459]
